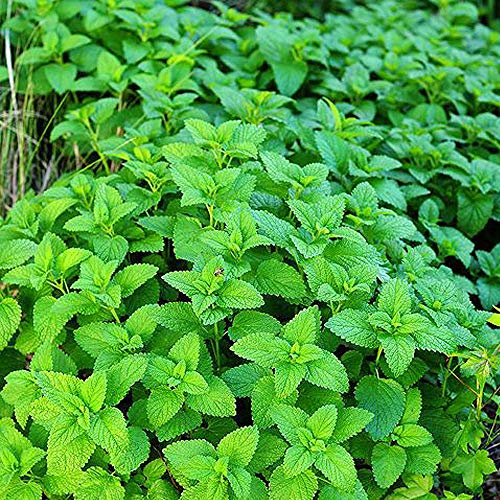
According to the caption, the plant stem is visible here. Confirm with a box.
[375,345,383,378]
[213,322,221,373]
[476,381,484,420]
[442,356,453,397]
[110,308,121,323]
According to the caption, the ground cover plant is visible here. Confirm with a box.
[0,0,499,498]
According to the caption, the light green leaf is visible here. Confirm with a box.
[89,407,129,456]
[380,334,415,377]
[270,465,318,500]
[450,450,496,491]
[392,424,433,448]
[74,467,125,500]
[147,388,184,428]
[284,445,315,477]
[217,426,259,467]
[372,443,407,488]
[282,306,320,345]
[255,260,306,300]
[307,405,338,441]
[315,443,356,492]
[0,298,21,351]
[331,407,373,443]
[355,376,405,440]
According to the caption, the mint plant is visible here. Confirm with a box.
[1,0,499,498]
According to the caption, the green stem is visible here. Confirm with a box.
[375,345,383,378]
[442,356,453,397]
[110,308,121,323]
[213,322,221,373]
[476,381,484,420]
[206,204,215,227]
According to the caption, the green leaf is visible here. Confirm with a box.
[284,445,315,477]
[450,450,496,491]
[270,465,318,500]
[331,407,373,443]
[74,467,125,500]
[0,298,21,351]
[228,466,252,498]
[105,354,147,405]
[275,362,307,397]
[222,363,269,397]
[251,377,298,429]
[2,480,43,500]
[0,239,37,270]
[355,376,406,440]
[256,26,308,96]
[112,427,150,475]
[318,480,368,500]
[93,235,128,265]
[170,332,201,370]
[255,260,306,300]
[379,334,415,377]
[186,376,236,417]
[282,306,320,345]
[44,63,77,94]
[228,311,281,341]
[147,388,184,428]
[232,333,290,367]
[164,438,216,469]
[326,310,378,348]
[218,279,264,309]
[304,353,349,393]
[271,404,308,445]
[217,426,259,467]
[113,264,158,298]
[457,190,493,237]
[405,444,441,475]
[378,279,412,317]
[400,388,422,424]
[307,405,338,441]
[89,407,129,456]
[1,371,40,427]
[80,372,106,413]
[371,443,407,488]
[315,443,356,492]
[392,424,433,448]
[47,415,95,474]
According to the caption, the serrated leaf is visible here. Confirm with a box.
[305,353,349,393]
[113,264,158,298]
[74,467,125,500]
[270,465,318,500]
[0,298,22,351]
[147,388,184,429]
[371,443,407,488]
[186,376,236,417]
[331,407,373,443]
[89,407,129,456]
[255,260,306,300]
[0,240,37,270]
[355,376,405,440]
[315,443,356,492]
[217,426,259,467]
[392,424,433,448]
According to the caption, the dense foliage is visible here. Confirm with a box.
[0,0,499,498]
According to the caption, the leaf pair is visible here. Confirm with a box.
[232,306,348,397]
[328,278,457,376]
[164,426,262,499]
[269,403,372,493]
[163,256,263,325]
